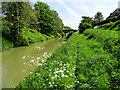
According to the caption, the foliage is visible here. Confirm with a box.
[66,31,73,40]
[1,1,65,49]
[78,16,93,33]
[19,27,50,46]
[97,20,120,31]
[83,29,119,59]
[16,28,119,88]
[2,2,38,43]
[94,12,104,22]
[81,16,93,24]
[1,36,14,51]
[79,23,92,33]
[34,2,58,35]
[52,10,64,32]
[95,14,120,27]
[63,26,72,30]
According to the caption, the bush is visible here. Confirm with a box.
[1,36,14,51]
[15,26,50,46]
[79,23,92,33]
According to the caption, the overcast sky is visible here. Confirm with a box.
[30,0,119,29]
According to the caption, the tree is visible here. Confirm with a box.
[78,16,93,33]
[2,2,37,46]
[34,1,56,35]
[81,16,93,24]
[52,10,64,32]
[94,12,104,22]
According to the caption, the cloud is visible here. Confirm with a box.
[56,0,80,18]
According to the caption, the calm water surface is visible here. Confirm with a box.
[2,38,64,88]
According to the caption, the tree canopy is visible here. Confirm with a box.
[78,16,93,33]
[2,1,65,46]
[94,12,104,22]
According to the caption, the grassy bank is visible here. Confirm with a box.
[16,28,119,88]
[0,36,14,52]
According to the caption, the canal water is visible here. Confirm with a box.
[2,38,64,88]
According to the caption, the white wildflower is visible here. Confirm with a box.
[70,73,72,76]
[55,85,57,87]
[31,59,34,62]
[23,56,25,59]
[74,75,76,78]
[64,68,66,71]
[60,63,62,65]
[44,52,47,55]
[23,62,26,64]
[47,55,49,57]
[49,82,51,84]
[50,84,53,87]
[67,71,69,73]
[30,72,32,74]
[49,53,51,56]
[38,63,42,66]
[55,74,57,78]
[57,68,59,70]
[52,77,55,79]
[38,73,40,76]
[65,75,68,77]
[62,74,64,77]
[73,68,75,70]
[67,86,70,88]
[37,57,40,60]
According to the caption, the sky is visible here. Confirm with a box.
[30,0,119,29]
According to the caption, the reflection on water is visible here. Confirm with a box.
[2,38,64,88]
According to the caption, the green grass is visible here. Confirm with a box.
[16,28,120,88]
[83,29,120,59]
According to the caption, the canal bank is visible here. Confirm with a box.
[2,38,64,88]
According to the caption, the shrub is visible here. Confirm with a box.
[1,36,14,51]
[79,23,92,33]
